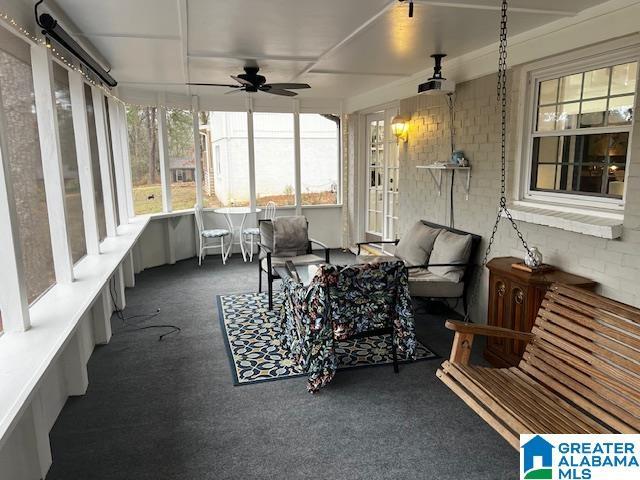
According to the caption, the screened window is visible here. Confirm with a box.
[84,84,107,240]
[300,114,340,205]
[105,98,122,224]
[166,109,196,210]
[254,112,295,206]
[53,62,87,263]
[531,61,637,200]
[203,111,249,208]
[126,105,162,214]
[0,28,55,303]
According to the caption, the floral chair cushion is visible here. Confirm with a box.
[280,261,416,392]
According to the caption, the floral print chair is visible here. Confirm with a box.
[280,261,417,392]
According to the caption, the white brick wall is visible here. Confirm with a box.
[398,69,640,321]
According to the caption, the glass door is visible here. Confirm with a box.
[384,130,399,242]
[366,113,385,238]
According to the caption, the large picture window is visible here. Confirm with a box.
[300,113,340,205]
[254,112,295,207]
[53,62,87,264]
[126,105,162,214]
[203,111,250,208]
[0,28,55,303]
[529,60,637,202]
[166,109,196,210]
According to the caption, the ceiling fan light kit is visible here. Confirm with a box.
[187,66,311,97]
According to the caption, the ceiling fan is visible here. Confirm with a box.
[188,66,310,97]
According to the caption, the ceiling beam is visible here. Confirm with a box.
[177,0,190,85]
[188,52,319,63]
[290,0,398,81]
[412,1,577,16]
[309,69,410,77]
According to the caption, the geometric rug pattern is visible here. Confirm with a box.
[217,292,438,386]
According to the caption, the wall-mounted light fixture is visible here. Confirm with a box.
[391,115,409,143]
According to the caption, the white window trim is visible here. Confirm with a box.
[514,39,640,214]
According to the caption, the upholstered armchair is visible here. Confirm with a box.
[280,261,417,392]
[257,216,330,310]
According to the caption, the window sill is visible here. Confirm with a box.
[0,216,149,447]
[506,201,624,239]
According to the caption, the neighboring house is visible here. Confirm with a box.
[169,153,195,183]
[205,112,339,205]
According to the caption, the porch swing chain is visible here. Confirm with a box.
[464,0,536,322]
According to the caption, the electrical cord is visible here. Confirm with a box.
[108,276,181,341]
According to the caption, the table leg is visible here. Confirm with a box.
[223,212,234,260]
[239,213,248,262]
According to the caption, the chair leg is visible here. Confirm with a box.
[220,237,226,265]
[267,270,273,310]
[249,235,255,262]
[391,330,399,373]
[198,236,203,266]
[240,233,247,262]
[258,261,262,293]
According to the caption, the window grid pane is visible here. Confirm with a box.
[166,109,196,211]
[84,84,107,241]
[300,113,339,205]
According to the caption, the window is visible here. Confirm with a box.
[254,112,295,206]
[300,114,340,205]
[366,115,384,235]
[202,111,249,208]
[0,28,56,303]
[166,108,196,210]
[53,62,87,264]
[84,84,107,241]
[105,98,122,224]
[529,61,637,203]
[126,105,162,214]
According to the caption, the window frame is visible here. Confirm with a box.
[519,46,639,212]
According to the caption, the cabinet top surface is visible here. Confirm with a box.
[487,256,596,287]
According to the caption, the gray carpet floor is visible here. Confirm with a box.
[46,250,519,480]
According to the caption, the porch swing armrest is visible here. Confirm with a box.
[445,320,534,365]
[445,320,535,342]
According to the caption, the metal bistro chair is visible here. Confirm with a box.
[194,204,232,266]
[242,201,276,262]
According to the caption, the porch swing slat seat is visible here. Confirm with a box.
[437,283,640,449]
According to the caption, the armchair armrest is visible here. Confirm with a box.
[356,239,399,255]
[309,238,330,263]
[445,320,534,365]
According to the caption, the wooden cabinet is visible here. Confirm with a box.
[484,256,596,367]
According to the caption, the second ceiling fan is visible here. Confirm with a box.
[188,66,310,97]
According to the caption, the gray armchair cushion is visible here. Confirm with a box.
[395,222,442,266]
[429,231,472,282]
[273,216,309,256]
[408,268,464,298]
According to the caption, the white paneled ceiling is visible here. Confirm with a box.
[46,0,611,101]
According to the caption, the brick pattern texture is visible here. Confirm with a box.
[398,70,640,320]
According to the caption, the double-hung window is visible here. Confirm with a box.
[526,58,637,208]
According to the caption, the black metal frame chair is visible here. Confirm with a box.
[257,219,330,310]
[356,220,481,315]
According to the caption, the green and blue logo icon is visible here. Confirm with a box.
[521,435,554,479]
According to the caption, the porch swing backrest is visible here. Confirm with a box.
[521,283,640,433]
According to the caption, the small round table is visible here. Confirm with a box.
[214,207,262,261]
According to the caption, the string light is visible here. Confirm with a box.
[0,8,120,102]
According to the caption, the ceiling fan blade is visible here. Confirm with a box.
[187,83,241,88]
[260,87,297,97]
[231,75,254,87]
[225,88,245,95]
[262,83,311,90]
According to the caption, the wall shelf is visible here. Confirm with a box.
[416,164,471,200]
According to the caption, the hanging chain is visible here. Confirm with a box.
[464,0,536,322]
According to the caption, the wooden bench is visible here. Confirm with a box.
[437,283,640,449]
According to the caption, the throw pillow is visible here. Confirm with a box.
[429,231,472,282]
[395,222,442,266]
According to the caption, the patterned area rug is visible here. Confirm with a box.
[217,292,438,386]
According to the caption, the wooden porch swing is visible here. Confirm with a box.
[436,0,640,448]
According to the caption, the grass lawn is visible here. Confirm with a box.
[133,183,338,214]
